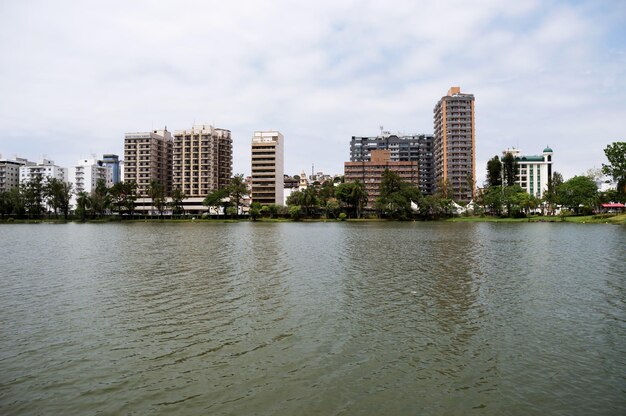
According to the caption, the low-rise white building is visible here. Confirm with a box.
[19,159,68,185]
[502,147,553,198]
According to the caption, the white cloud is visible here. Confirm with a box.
[0,0,624,185]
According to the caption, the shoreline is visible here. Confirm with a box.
[2,213,625,225]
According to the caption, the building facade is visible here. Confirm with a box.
[0,156,34,192]
[19,159,68,185]
[350,132,435,195]
[344,149,420,208]
[502,147,553,198]
[124,129,173,196]
[251,131,284,206]
[69,158,112,195]
[434,86,475,202]
[102,154,121,184]
[172,125,232,197]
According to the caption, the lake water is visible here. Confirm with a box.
[0,222,624,415]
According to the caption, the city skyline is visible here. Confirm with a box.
[1,1,624,184]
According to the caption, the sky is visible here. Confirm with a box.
[1,0,624,185]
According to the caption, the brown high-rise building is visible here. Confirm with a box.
[172,125,232,197]
[124,129,173,196]
[433,86,475,201]
[344,149,419,208]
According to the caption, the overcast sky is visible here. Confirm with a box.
[1,0,624,184]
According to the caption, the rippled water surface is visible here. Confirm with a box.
[1,222,624,415]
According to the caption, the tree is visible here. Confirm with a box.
[0,191,14,219]
[286,190,304,206]
[21,176,45,219]
[91,179,110,218]
[289,205,302,220]
[110,181,137,217]
[324,198,340,219]
[75,191,92,221]
[227,174,247,217]
[486,155,502,187]
[335,181,368,218]
[543,171,564,215]
[376,169,421,219]
[602,142,626,195]
[249,202,261,221]
[300,186,319,217]
[204,188,229,215]
[502,152,518,187]
[148,180,166,217]
[44,178,73,219]
[170,188,187,218]
[557,175,598,214]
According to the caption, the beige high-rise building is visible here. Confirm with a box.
[433,86,475,202]
[251,131,284,206]
[172,125,232,197]
[123,129,173,196]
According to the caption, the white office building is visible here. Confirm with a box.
[69,158,113,194]
[0,155,35,192]
[502,147,553,198]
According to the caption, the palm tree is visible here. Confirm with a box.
[170,188,187,218]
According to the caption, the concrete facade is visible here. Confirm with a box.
[102,154,121,184]
[251,131,284,206]
[173,125,232,197]
[0,156,34,193]
[434,86,475,202]
[350,132,435,195]
[502,147,553,198]
[19,159,68,185]
[344,149,420,208]
[124,129,173,196]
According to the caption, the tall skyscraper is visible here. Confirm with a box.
[433,86,475,201]
[172,125,232,197]
[251,131,284,206]
[350,132,435,195]
[124,129,173,196]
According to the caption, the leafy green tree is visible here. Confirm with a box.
[300,186,319,217]
[75,191,92,221]
[6,187,24,218]
[148,180,166,217]
[543,171,563,215]
[486,155,502,187]
[203,188,229,215]
[502,185,527,217]
[482,186,503,216]
[0,191,13,219]
[318,180,335,205]
[335,181,368,218]
[502,152,519,187]
[110,181,137,217]
[324,197,340,219]
[44,178,73,219]
[376,169,421,219]
[91,179,110,218]
[289,205,302,220]
[286,190,303,206]
[227,174,247,217]
[557,175,598,214]
[21,176,45,219]
[249,202,261,221]
[602,142,626,195]
[170,188,187,218]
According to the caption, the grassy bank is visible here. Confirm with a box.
[447,213,626,225]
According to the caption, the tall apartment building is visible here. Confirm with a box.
[434,86,475,202]
[173,125,232,197]
[123,129,173,196]
[19,159,68,184]
[350,133,435,195]
[502,147,553,198]
[251,131,284,206]
[0,156,34,192]
[69,158,112,195]
[344,149,420,208]
[102,154,121,184]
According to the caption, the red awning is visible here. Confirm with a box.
[601,203,625,208]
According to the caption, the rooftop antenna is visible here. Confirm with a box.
[380,125,384,135]
[312,163,314,178]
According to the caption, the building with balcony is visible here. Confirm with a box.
[124,129,173,196]
[502,147,553,198]
[251,131,284,206]
[19,159,68,185]
[344,149,420,208]
[434,86,475,202]
[350,132,435,195]
[0,156,34,192]
[172,125,232,197]
[69,158,112,195]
